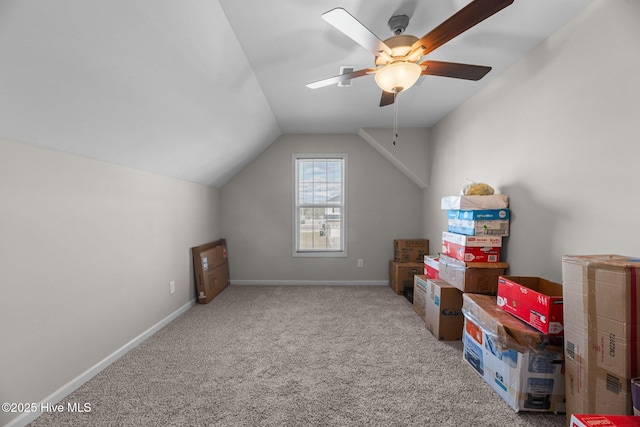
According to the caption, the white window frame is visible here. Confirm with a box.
[292,153,347,257]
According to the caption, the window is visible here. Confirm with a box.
[293,154,347,257]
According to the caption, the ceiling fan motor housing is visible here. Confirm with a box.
[388,15,410,35]
[374,35,419,66]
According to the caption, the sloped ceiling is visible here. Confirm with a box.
[0,0,594,187]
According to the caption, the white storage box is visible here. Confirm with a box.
[441,195,509,210]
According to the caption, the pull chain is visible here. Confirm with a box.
[393,91,398,145]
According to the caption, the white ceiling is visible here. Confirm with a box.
[0,0,594,187]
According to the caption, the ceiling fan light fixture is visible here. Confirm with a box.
[374,61,421,93]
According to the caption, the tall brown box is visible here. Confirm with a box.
[394,239,430,263]
[389,260,423,295]
[424,278,464,341]
[562,254,640,421]
[192,239,230,304]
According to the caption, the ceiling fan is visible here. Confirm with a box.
[306,0,514,107]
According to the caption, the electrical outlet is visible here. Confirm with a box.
[169,281,175,294]
[357,259,364,268]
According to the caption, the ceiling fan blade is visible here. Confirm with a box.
[379,91,395,107]
[322,8,392,58]
[306,68,375,89]
[410,0,514,57]
[420,60,491,80]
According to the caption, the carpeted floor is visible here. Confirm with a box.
[29,285,567,426]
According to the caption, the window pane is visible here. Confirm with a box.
[300,162,314,182]
[313,182,327,204]
[326,183,341,203]
[298,207,341,251]
[299,183,313,204]
[327,161,341,182]
[313,161,327,183]
[325,207,341,249]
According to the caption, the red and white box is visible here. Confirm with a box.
[441,231,502,263]
[497,276,563,336]
[424,255,440,279]
[571,414,640,427]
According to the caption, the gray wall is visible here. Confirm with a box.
[422,0,640,282]
[0,138,220,426]
[220,134,425,283]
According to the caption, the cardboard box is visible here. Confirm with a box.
[497,276,564,336]
[442,231,502,262]
[424,255,440,279]
[191,239,230,304]
[438,254,508,294]
[389,260,423,295]
[424,279,463,341]
[448,218,510,236]
[462,294,565,413]
[462,293,562,353]
[571,414,640,427]
[447,209,511,221]
[441,194,509,210]
[394,239,429,263]
[413,275,428,319]
[562,255,640,419]
[442,231,502,248]
[447,209,510,237]
[442,241,502,263]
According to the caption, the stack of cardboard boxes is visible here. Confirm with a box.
[405,195,640,421]
[415,194,511,343]
[412,194,569,414]
[463,254,640,421]
[438,194,510,296]
[389,239,429,298]
[439,195,568,413]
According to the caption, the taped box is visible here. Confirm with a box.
[447,209,510,236]
[441,194,509,211]
[424,278,463,341]
[394,239,429,263]
[389,260,423,295]
[562,254,640,419]
[442,231,502,263]
[447,209,511,221]
[448,218,510,237]
[462,293,565,413]
[438,254,508,294]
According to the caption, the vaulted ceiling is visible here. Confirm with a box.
[0,0,594,187]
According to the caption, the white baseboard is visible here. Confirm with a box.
[6,299,197,427]
[231,280,389,286]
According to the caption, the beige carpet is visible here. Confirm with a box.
[29,285,566,426]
